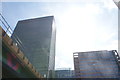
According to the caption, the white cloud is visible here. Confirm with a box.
[101,40,118,51]
[113,0,120,3]
[55,56,72,69]
[101,0,117,10]
[0,0,110,2]
[55,1,118,69]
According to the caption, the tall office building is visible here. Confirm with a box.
[73,50,120,78]
[11,16,56,78]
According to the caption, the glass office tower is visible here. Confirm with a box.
[11,16,56,78]
[55,69,74,78]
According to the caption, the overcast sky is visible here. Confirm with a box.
[1,0,118,70]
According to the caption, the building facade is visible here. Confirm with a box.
[55,68,74,78]
[11,16,56,78]
[73,50,120,78]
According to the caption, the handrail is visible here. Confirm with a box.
[0,13,28,56]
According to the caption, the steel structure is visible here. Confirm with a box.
[0,14,43,78]
[113,0,120,9]
[1,26,43,78]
